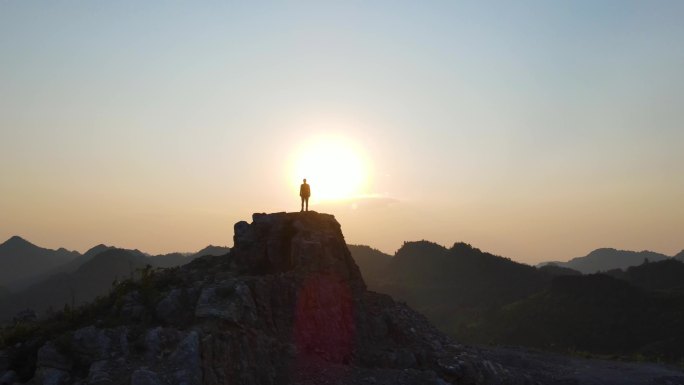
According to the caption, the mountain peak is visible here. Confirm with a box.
[83,244,114,258]
[587,247,618,255]
[195,244,230,257]
[231,211,365,289]
[395,240,447,256]
[451,241,480,254]
[1,235,36,249]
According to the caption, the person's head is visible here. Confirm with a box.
[303,178,307,183]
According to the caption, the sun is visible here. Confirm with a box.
[292,137,367,201]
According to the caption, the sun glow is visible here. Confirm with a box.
[292,137,367,201]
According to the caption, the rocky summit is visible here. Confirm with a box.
[2,212,683,385]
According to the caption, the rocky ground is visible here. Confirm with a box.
[0,212,682,385]
[465,346,684,385]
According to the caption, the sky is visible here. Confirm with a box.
[1,1,683,264]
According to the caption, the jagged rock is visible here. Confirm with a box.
[72,327,111,364]
[168,331,201,385]
[200,332,281,385]
[0,351,9,372]
[32,367,70,385]
[195,280,257,324]
[155,289,183,325]
[36,342,72,371]
[436,359,463,378]
[143,328,161,362]
[292,273,356,363]
[230,212,365,292]
[113,327,130,358]
[119,291,145,321]
[143,327,182,362]
[129,370,160,385]
[87,360,113,385]
[0,370,17,385]
[233,221,251,244]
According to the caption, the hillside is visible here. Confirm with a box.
[607,258,684,292]
[350,243,684,363]
[346,244,391,289]
[477,274,684,360]
[537,264,582,277]
[374,241,549,338]
[675,250,684,261]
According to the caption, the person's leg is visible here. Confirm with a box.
[301,197,304,212]
[305,197,309,211]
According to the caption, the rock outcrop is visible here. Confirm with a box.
[1,212,682,385]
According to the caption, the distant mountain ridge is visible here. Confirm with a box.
[149,245,230,268]
[0,236,79,287]
[0,248,149,320]
[9,212,677,385]
[1,236,230,290]
[0,242,231,321]
[349,241,684,363]
[540,248,671,274]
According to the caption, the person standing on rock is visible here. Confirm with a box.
[300,178,311,212]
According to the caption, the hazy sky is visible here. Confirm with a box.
[1,1,683,264]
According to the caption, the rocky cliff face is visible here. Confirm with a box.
[3,212,676,385]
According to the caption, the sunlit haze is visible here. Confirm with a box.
[1,1,683,264]
[292,135,367,201]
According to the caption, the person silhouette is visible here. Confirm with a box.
[300,178,311,212]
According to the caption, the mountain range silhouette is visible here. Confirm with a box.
[539,248,672,274]
[0,222,684,385]
[2,212,682,384]
[0,238,229,321]
[350,240,684,363]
